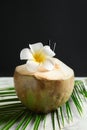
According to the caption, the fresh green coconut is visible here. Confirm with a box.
[14,57,74,113]
[14,42,74,113]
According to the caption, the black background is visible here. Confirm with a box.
[0,1,87,77]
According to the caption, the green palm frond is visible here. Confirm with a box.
[65,101,73,122]
[0,79,87,130]
[33,115,43,130]
[22,112,33,130]
[51,111,55,130]
[56,109,61,129]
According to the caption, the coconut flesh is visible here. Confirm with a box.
[14,58,74,113]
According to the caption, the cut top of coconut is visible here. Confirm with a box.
[15,58,74,80]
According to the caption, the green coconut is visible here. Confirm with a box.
[14,58,74,113]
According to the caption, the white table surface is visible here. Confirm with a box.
[0,77,87,130]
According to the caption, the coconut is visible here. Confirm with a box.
[14,58,74,113]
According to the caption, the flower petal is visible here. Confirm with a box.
[20,48,33,60]
[29,42,43,53]
[43,58,54,70]
[43,46,55,57]
[26,60,40,72]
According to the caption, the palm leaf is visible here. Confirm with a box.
[51,111,55,130]
[65,101,73,122]
[60,106,64,126]
[15,111,31,130]
[33,115,42,130]
[55,109,61,129]
[0,79,87,130]
[22,112,33,130]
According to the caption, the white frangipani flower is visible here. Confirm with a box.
[20,42,55,72]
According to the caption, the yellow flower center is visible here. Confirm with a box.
[33,51,46,63]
